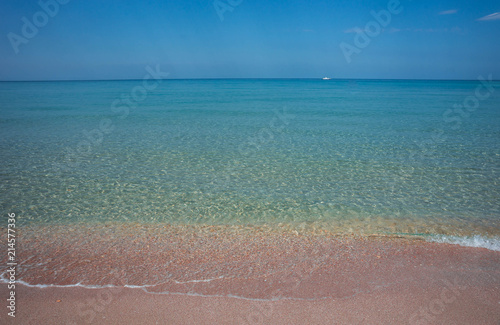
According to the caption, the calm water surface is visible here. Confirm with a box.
[1,79,499,237]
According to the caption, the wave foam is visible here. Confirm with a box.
[427,235,500,252]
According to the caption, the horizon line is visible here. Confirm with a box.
[1,77,498,82]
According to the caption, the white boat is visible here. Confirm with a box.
[322,77,331,80]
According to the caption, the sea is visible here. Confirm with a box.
[1,78,499,249]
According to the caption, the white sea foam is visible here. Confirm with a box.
[0,272,304,301]
[427,235,500,252]
[173,276,225,284]
[0,273,83,288]
[0,271,156,289]
[0,271,223,290]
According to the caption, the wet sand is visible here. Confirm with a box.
[1,280,499,325]
[1,223,499,324]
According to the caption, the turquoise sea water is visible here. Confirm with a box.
[1,79,499,238]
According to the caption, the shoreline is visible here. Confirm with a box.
[1,279,498,325]
[1,223,500,323]
[2,242,500,324]
[2,223,500,288]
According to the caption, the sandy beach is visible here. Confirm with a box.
[1,224,499,324]
[1,278,499,325]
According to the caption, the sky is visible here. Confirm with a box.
[0,0,499,80]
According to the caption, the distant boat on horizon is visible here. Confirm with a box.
[322,77,331,80]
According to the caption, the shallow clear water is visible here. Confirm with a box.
[1,79,499,237]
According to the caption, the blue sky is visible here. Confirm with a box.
[1,0,499,80]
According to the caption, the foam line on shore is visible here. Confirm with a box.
[0,276,319,302]
[427,235,500,251]
[0,272,154,290]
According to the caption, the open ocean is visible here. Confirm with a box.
[1,78,499,249]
